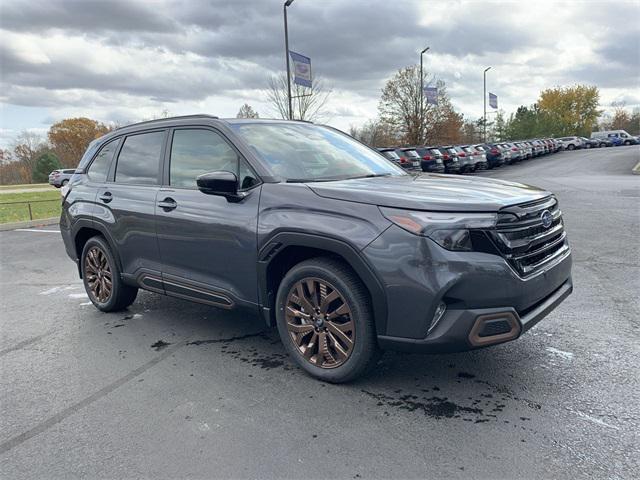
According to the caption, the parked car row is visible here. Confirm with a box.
[558,130,639,150]
[377,138,564,174]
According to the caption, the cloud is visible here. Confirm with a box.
[1,0,639,146]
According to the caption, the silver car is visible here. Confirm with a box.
[48,169,76,188]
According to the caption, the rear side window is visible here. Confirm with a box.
[169,129,238,189]
[115,131,164,185]
[88,140,119,182]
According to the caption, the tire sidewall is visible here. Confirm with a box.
[275,260,375,383]
[81,236,122,312]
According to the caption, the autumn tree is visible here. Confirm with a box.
[266,73,332,121]
[602,105,640,134]
[537,85,602,137]
[48,117,111,168]
[378,66,462,145]
[236,103,259,119]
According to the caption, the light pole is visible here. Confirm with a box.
[420,46,430,144]
[284,0,295,120]
[483,66,491,142]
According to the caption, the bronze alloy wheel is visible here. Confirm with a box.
[285,277,355,369]
[85,246,113,303]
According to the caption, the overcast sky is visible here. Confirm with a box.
[1,0,639,147]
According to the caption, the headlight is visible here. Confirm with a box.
[379,207,497,251]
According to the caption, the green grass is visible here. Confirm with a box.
[0,183,51,190]
[0,190,62,224]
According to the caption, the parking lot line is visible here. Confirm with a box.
[12,229,60,233]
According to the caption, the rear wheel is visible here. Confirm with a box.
[567,144,575,150]
[275,258,379,383]
[81,236,137,312]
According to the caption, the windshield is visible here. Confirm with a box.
[230,122,405,181]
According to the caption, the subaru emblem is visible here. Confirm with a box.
[541,210,553,228]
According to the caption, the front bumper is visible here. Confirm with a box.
[377,278,572,353]
[362,225,573,353]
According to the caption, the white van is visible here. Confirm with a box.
[591,130,637,145]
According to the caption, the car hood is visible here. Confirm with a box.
[307,174,550,212]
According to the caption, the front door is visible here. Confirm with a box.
[155,127,262,308]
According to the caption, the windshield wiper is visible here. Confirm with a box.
[286,173,395,183]
[285,177,343,183]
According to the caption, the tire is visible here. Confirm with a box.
[624,141,630,146]
[61,179,69,186]
[567,144,575,150]
[81,236,138,312]
[275,257,379,383]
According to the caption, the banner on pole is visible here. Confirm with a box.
[290,51,312,88]
[424,86,438,105]
[489,92,498,109]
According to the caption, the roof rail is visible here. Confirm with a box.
[114,114,219,131]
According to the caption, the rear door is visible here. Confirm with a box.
[155,127,262,307]
[95,129,166,285]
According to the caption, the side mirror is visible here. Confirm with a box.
[197,171,241,200]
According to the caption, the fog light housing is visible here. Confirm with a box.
[427,302,447,335]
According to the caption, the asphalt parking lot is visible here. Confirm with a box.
[1,146,639,479]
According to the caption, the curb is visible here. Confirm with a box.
[633,161,640,175]
[0,217,59,232]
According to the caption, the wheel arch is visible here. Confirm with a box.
[257,232,388,335]
[72,220,123,279]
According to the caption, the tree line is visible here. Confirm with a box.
[0,118,111,185]
[2,67,637,185]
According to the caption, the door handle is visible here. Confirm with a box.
[99,192,112,203]
[158,197,178,211]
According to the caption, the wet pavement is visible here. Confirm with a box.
[1,146,639,479]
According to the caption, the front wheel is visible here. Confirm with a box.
[81,236,138,312]
[567,144,575,150]
[624,141,630,145]
[275,258,379,383]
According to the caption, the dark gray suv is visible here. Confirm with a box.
[60,115,573,382]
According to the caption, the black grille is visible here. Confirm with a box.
[489,197,570,277]
[479,319,513,337]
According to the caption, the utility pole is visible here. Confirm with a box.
[284,0,295,120]
[420,46,430,144]
[483,66,491,142]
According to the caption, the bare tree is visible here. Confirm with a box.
[12,130,48,174]
[350,118,399,147]
[236,103,260,119]
[266,73,332,122]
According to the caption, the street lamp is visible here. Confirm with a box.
[483,66,491,142]
[420,46,430,143]
[283,0,295,120]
